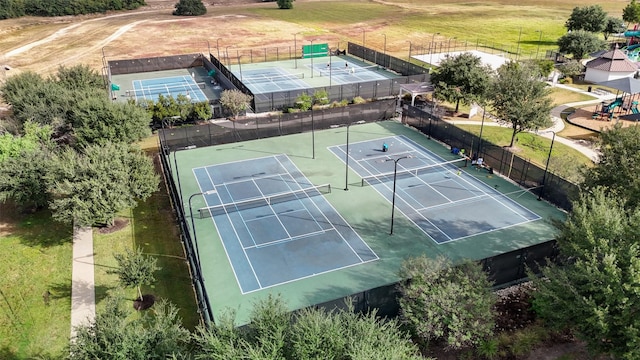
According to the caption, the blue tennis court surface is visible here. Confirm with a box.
[329,135,541,244]
[240,68,308,94]
[193,154,378,294]
[310,60,389,84]
[131,75,207,102]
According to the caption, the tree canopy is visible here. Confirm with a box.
[603,17,625,40]
[398,256,495,350]
[277,0,293,9]
[623,0,640,25]
[582,124,640,209]
[46,142,158,227]
[173,0,207,16]
[107,247,160,302]
[430,52,492,113]
[219,89,252,119]
[1,0,146,19]
[531,189,640,359]
[565,5,607,33]
[490,62,553,147]
[557,30,607,60]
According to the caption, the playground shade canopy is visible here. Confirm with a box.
[597,77,640,95]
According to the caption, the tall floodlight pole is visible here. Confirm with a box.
[382,33,387,55]
[216,38,221,59]
[429,32,440,70]
[294,33,299,69]
[476,106,486,156]
[387,156,411,235]
[536,30,543,59]
[225,46,232,67]
[310,39,315,78]
[538,131,556,201]
[344,122,351,190]
[515,27,522,60]
[238,55,243,80]
[311,107,315,159]
[188,190,217,279]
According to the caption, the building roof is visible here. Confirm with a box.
[585,48,638,72]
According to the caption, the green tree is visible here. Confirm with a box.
[623,0,640,25]
[108,247,160,302]
[398,256,495,350]
[46,142,158,227]
[55,64,104,90]
[490,62,553,147]
[557,60,585,79]
[565,5,607,33]
[172,0,206,16]
[69,295,189,360]
[603,17,625,40]
[295,92,312,111]
[430,52,492,113]
[531,189,640,359]
[557,30,607,60]
[277,0,293,9]
[220,89,252,119]
[582,124,640,209]
[0,148,53,211]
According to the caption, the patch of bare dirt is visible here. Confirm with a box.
[96,218,129,234]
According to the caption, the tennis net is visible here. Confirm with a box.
[242,73,305,83]
[361,158,467,187]
[198,183,331,218]
[317,64,381,77]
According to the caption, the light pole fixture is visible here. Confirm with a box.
[429,32,441,69]
[536,30,543,59]
[294,33,299,69]
[173,145,197,207]
[382,33,387,56]
[310,39,316,78]
[476,105,486,156]
[216,38,221,60]
[188,190,217,279]
[225,46,233,67]
[515,27,522,60]
[330,121,365,191]
[448,37,457,53]
[538,130,555,201]
[362,28,366,47]
[387,155,411,235]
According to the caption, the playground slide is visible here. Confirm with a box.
[633,107,639,114]
[624,30,640,38]
[626,44,640,51]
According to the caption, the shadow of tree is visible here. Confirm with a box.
[14,209,72,248]
[48,281,113,307]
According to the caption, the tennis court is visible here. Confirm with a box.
[240,68,308,94]
[311,61,389,85]
[192,154,378,294]
[329,135,541,244]
[131,75,208,102]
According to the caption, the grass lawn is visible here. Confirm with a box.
[455,124,591,182]
[0,206,72,359]
[548,87,595,106]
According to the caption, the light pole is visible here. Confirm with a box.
[238,55,243,80]
[382,33,387,56]
[330,121,365,191]
[311,106,315,159]
[216,38,221,60]
[515,27,522,60]
[362,28,366,48]
[429,32,440,70]
[387,155,411,235]
[310,39,315,78]
[536,30,543,59]
[188,190,217,279]
[294,33,299,69]
[408,41,412,62]
[173,145,197,206]
[538,131,555,201]
[225,46,232,67]
[476,106,486,156]
[448,37,457,53]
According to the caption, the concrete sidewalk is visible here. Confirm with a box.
[70,226,95,340]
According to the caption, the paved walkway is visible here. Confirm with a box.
[70,226,95,340]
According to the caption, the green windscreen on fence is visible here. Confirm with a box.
[302,43,329,58]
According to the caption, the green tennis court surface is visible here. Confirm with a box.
[171,121,565,324]
[329,135,540,244]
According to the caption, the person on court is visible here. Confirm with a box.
[382,143,389,152]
